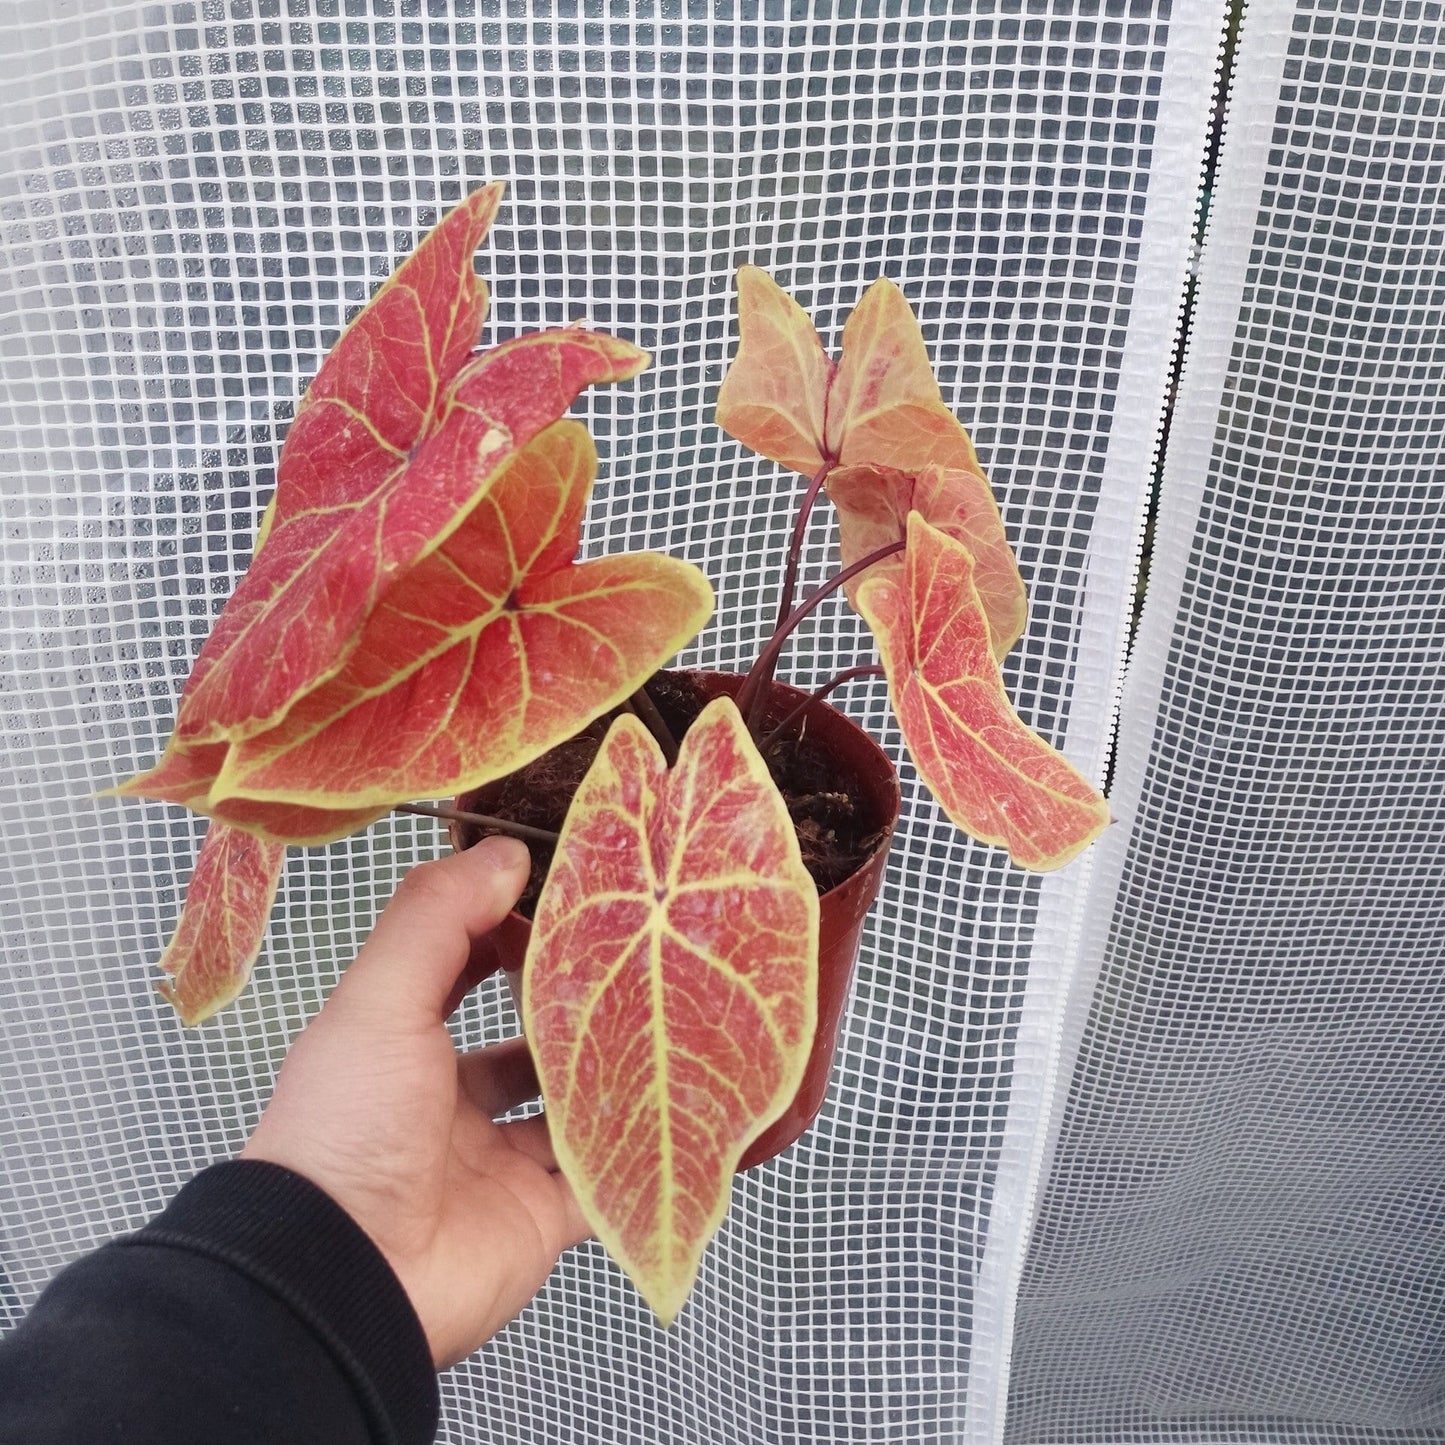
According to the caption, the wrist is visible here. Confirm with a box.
[133,1160,440,1438]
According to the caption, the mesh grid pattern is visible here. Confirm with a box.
[1005,2,1445,1441]
[3,3,1204,1441]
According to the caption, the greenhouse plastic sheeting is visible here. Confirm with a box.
[1000,4,1445,1443]
[4,2,1440,1443]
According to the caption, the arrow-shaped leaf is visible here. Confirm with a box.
[175,321,647,752]
[826,462,1028,658]
[155,822,286,1026]
[716,267,985,476]
[825,274,982,475]
[174,183,508,745]
[123,324,650,829]
[856,512,1109,870]
[524,699,819,1324]
[712,266,834,476]
[203,421,713,829]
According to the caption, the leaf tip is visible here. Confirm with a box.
[101,765,169,804]
[643,1280,690,1331]
[613,342,652,380]
[460,179,506,233]
[155,929,261,1027]
[155,978,211,1029]
[861,272,904,297]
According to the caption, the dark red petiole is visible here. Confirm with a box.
[774,461,834,629]
[394,801,560,846]
[760,663,887,754]
[737,540,905,731]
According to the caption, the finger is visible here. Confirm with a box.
[457,1036,540,1118]
[551,1174,592,1252]
[441,943,512,1020]
[331,836,530,1028]
[498,1113,559,1171]
[492,1117,591,1247]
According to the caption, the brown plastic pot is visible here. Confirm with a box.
[450,670,900,1170]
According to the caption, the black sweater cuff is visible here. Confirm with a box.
[126,1159,438,1445]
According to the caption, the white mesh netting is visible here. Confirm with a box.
[1003,3,1445,1443]
[11,3,1436,1444]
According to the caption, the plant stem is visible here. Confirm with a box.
[737,540,906,730]
[624,685,679,766]
[760,663,887,753]
[775,461,834,629]
[743,461,836,723]
[394,802,560,847]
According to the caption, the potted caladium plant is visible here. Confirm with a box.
[110,183,1109,1325]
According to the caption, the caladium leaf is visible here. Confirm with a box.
[711,266,834,475]
[715,267,1024,651]
[203,421,713,827]
[524,699,819,1324]
[173,183,507,745]
[856,512,1110,871]
[122,327,650,824]
[110,740,389,843]
[155,822,286,1026]
[171,183,647,750]
[826,463,1028,658]
[717,266,984,475]
[175,327,647,749]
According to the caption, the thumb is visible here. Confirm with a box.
[331,835,531,1027]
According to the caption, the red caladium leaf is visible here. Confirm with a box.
[171,183,647,750]
[524,698,820,1324]
[717,265,986,474]
[155,822,286,1026]
[201,421,713,828]
[715,266,1024,652]
[856,512,1110,870]
[173,182,506,745]
[826,462,1028,658]
[122,326,650,827]
[108,739,389,842]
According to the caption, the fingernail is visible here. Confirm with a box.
[477,834,530,872]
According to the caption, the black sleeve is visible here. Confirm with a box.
[0,1160,439,1445]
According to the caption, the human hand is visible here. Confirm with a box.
[242,836,587,1367]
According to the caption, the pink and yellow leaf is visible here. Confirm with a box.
[826,463,1028,658]
[825,276,982,475]
[856,513,1109,871]
[156,822,286,1026]
[716,270,1028,650]
[174,184,507,744]
[523,700,819,1324]
[175,327,646,749]
[714,266,833,476]
[170,184,646,749]
[206,421,712,824]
